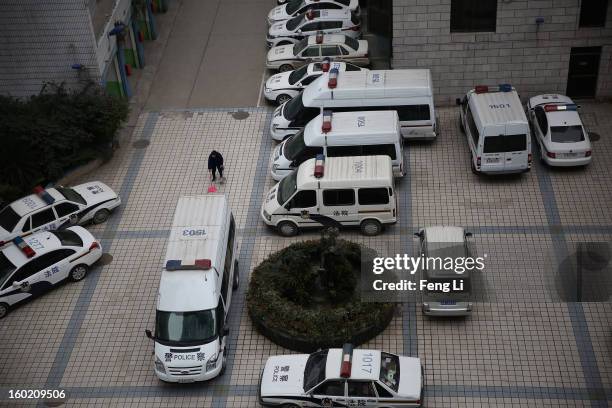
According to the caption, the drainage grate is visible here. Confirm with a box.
[97,253,114,266]
[132,139,150,149]
[229,110,249,120]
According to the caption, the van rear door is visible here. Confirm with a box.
[482,126,528,172]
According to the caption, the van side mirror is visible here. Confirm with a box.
[413,231,423,239]
[465,232,473,238]
[12,281,20,288]
[145,329,154,340]
[223,327,230,336]
[69,214,78,225]
[456,98,462,106]
[284,202,292,210]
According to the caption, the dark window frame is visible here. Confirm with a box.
[323,189,356,206]
[579,0,608,27]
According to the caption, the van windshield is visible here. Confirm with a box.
[284,92,305,121]
[155,309,217,346]
[289,65,308,85]
[483,134,526,153]
[283,130,306,160]
[294,38,309,54]
[0,252,16,289]
[380,352,400,392]
[286,13,306,31]
[304,349,328,391]
[550,125,585,143]
[286,0,305,15]
[278,171,298,205]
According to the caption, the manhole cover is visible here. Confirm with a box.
[98,253,114,266]
[132,139,150,149]
[589,132,601,142]
[43,399,66,407]
[229,110,249,120]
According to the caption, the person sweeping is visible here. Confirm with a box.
[208,150,225,184]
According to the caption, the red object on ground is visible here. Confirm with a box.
[208,184,217,193]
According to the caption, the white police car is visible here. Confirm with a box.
[267,9,360,47]
[0,182,121,246]
[0,226,102,318]
[526,94,593,167]
[259,344,424,407]
[264,59,366,104]
[268,0,360,25]
[266,34,369,72]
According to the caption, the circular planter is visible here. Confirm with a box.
[247,238,396,352]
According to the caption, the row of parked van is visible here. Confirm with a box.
[259,66,594,237]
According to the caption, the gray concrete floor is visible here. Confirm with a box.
[145,0,274,110]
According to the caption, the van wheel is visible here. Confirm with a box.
[276,94,292,105]
[232,260,240,290]
[471,159,478,175]
[219,348,228,376]
[93,209,110,224]
[69,264,89,282]
[0,303,9,319]
[459,115,465,133]
[278,221,298,237]
[361,219,382,236]
[279,64,293,73]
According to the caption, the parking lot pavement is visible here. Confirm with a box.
[0,103,611,407]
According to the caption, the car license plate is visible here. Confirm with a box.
[440,299,457,305]
[562,153,578,158]
[486,158,499,163]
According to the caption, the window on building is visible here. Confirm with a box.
[450,0,497,32]
[579,0,608,27]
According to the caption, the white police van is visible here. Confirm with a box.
[0,227,102,318]
[457,84,531,174]
[0,182,121,247]
[259,343,424,407]
[270,68,437,141]
[264,59,366,105]
[145,194,239,383]
[261,155,397,236]
[270,110,404,180]
[267,0,360,25]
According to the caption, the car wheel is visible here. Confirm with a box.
[459,115,465,133]
[471,158,478,175]
[360,219,382,236]
[279,64,294,73]
[232,260,240,290]
[278,221,298,237]
[69,264,89,282]
[92,209,110,224]
[0,303,9,319]
[219,348,228,376]
[276,94,292,105]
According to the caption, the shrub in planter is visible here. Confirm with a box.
[247,229,395,352]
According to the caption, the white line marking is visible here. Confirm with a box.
[257,70,267,108]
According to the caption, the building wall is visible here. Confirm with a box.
[0,0,100,98]
[392,0,612,105]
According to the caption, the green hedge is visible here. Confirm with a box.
[247,238,395,352]
[0,82,129,202]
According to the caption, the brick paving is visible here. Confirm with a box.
[0,103,610,407]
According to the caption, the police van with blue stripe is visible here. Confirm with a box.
[145,194,239,383]
[0,182,121,247]
[259,343,424,407]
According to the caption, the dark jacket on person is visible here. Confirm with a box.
[208,151,224,170]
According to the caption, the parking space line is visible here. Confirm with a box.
[40,112,160,396]
[256,70,267,108]
[534,154,608,407]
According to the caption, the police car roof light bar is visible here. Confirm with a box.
[314,154,325,178]
[340,343,354,378]
[322,109,333,133]
[321,57,331,72]
[165,259,212,271]
[13,236,36,258]
[328,68,339,89]
[544,104,577,112]
[33,185,55,205]
[499,83,512,92]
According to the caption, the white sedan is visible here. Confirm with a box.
[268,0,360,25]
[267,9,359,48]
[264,60,366,104]
[0,182,121,246]
[527,94,592,167]
[258,344,424,407]
[266,34,369,72]
[0,226,102,318]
